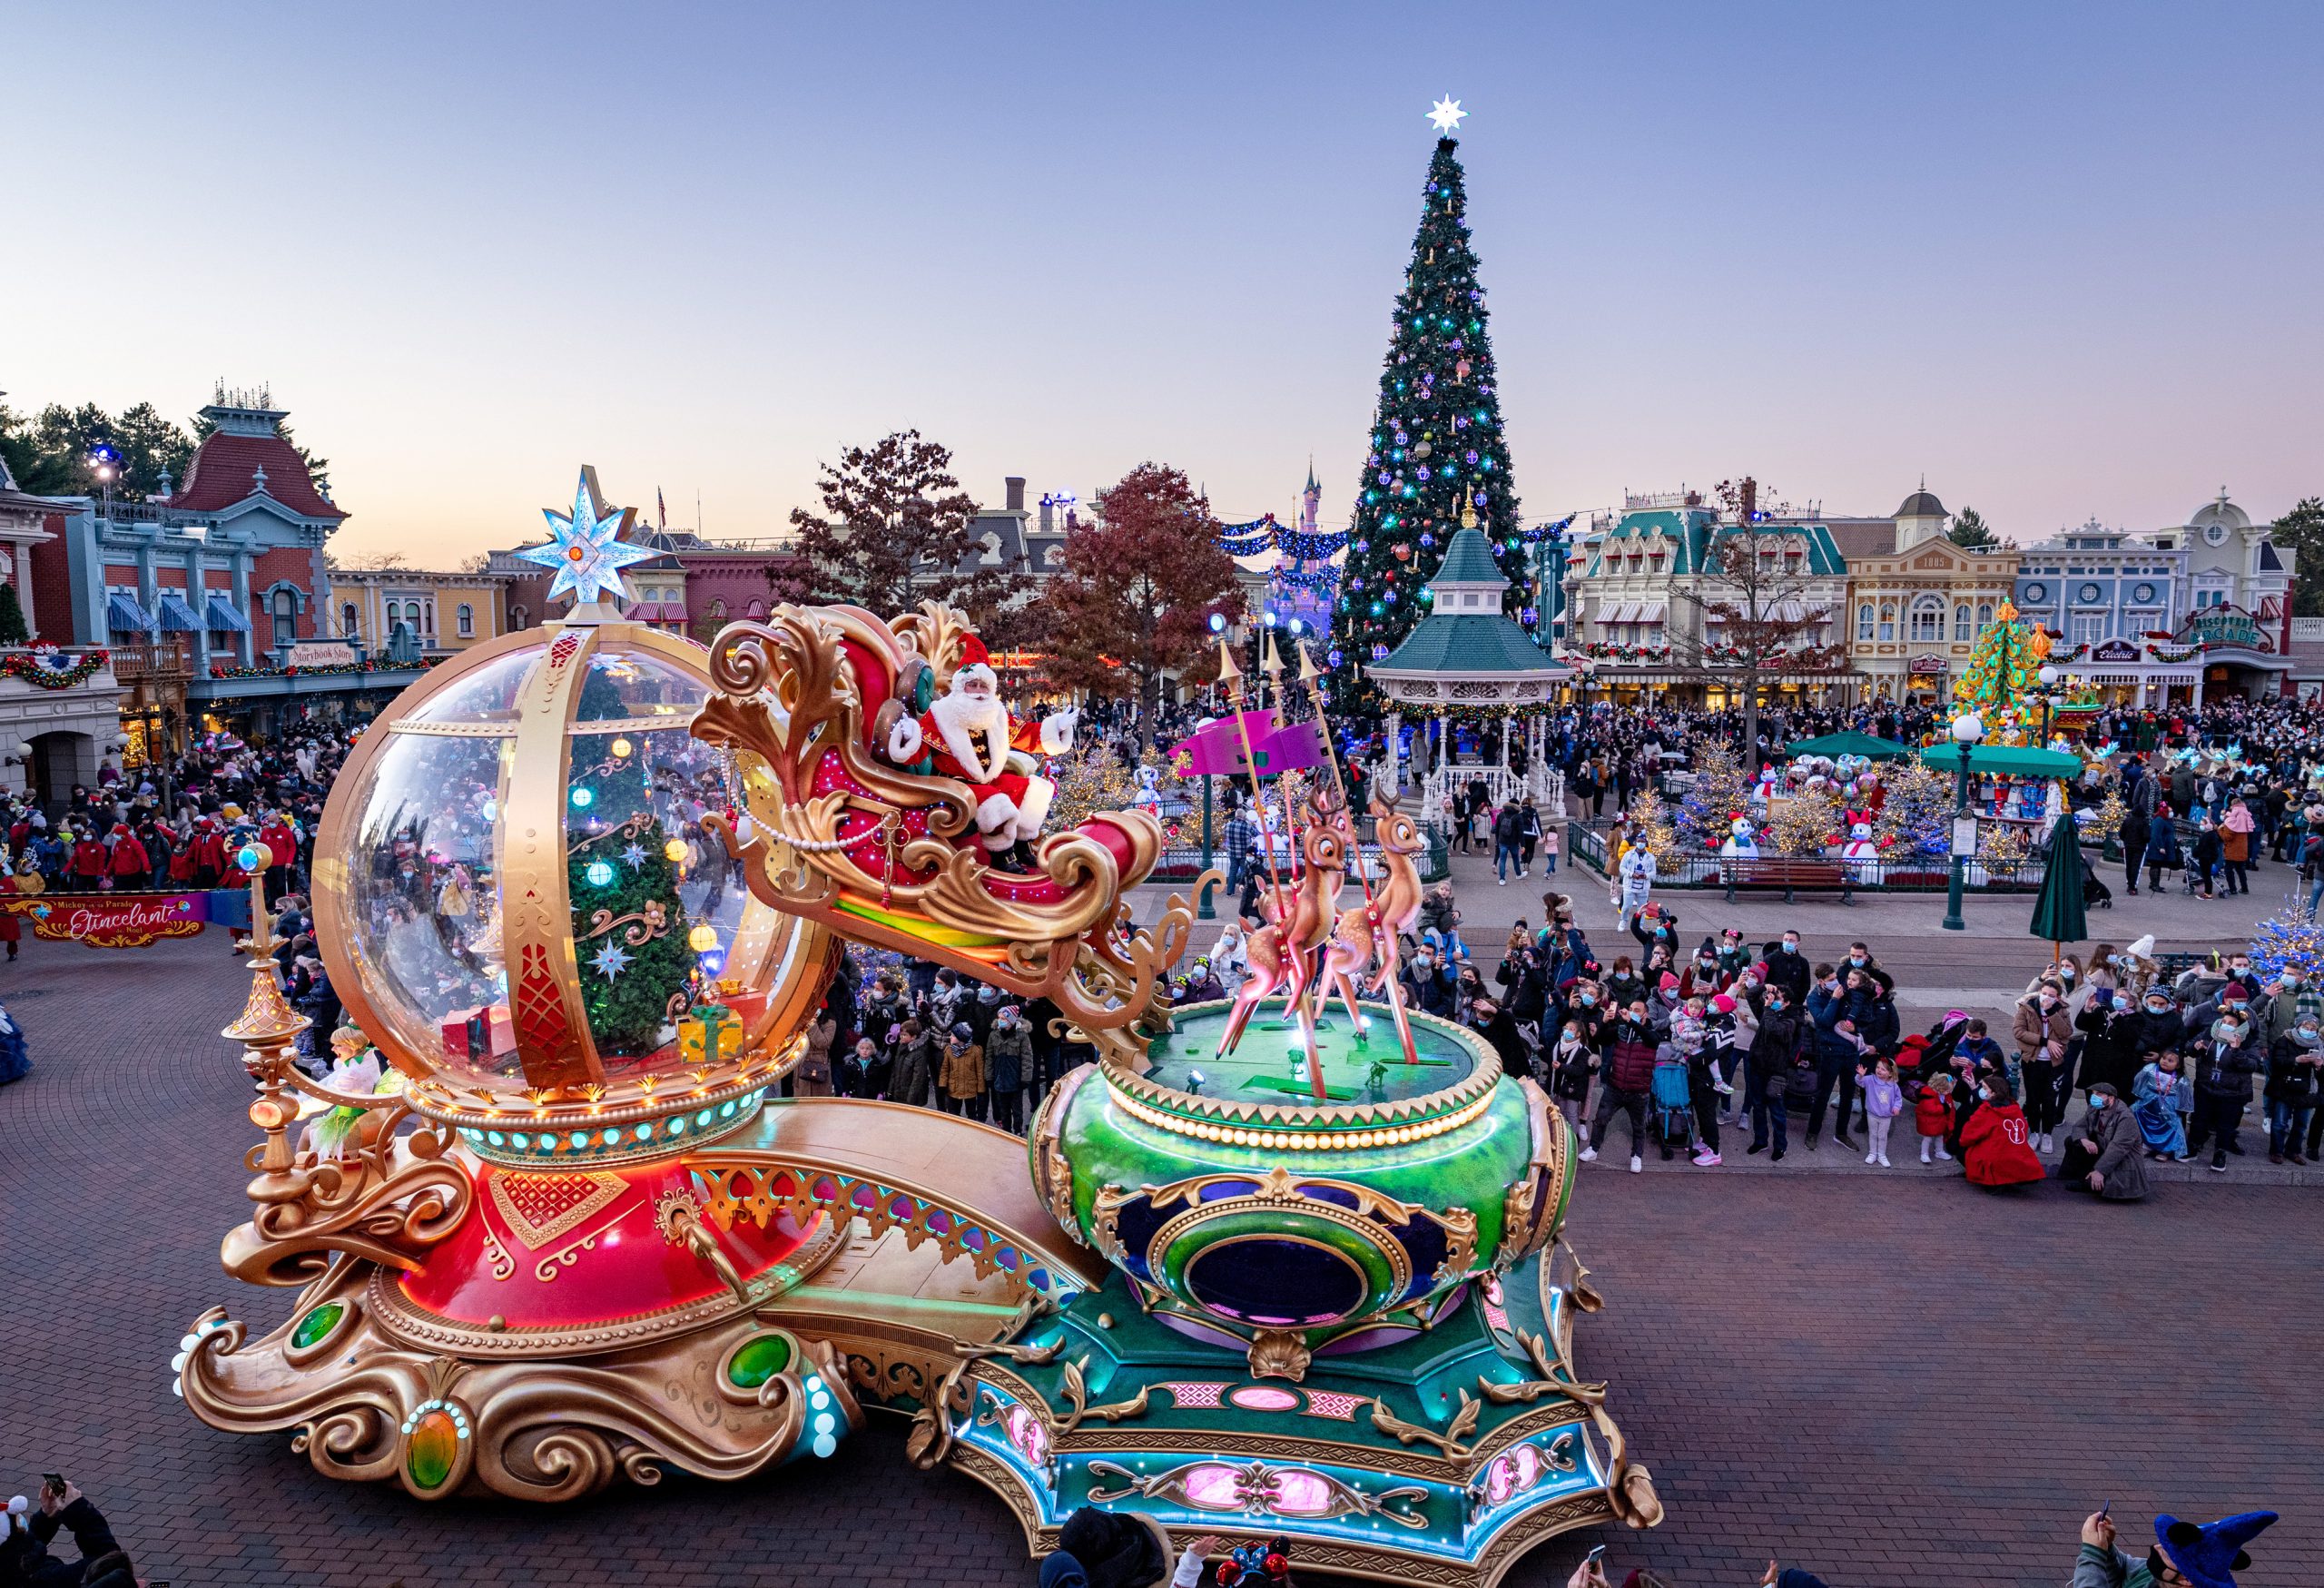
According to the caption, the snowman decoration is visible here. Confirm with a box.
[1840,819,1881,879]
[1720,815,1759,858]
[1751,764,1780,814]
[1132,764,1165,820]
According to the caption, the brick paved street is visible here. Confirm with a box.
[4,932,2319,1588]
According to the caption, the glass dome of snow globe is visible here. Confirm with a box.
[311,619,831,1112]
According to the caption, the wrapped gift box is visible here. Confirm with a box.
[440,1002,516,1061]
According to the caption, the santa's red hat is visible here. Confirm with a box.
[956,635,992,669]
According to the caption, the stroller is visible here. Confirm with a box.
[2082,872,2114,909]
[1897,1011,1967,1097]
[1650,1048,1697,1157]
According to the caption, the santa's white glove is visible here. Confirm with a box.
[887,716,924,762]
[1039,706,1078,755]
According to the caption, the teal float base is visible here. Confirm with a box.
[932,1248,1645,1588]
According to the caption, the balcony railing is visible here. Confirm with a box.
[110,641,196,683]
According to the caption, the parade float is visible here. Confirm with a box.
[177,473,1654,1587]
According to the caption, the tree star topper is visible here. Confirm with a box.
[1427,95,1466,134]
[520,467,655,605]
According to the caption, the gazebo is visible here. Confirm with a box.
[1367,526,1570,811]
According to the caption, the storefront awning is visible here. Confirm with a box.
[105,591,153,632]
[1633,600,1667,625]
[205,597,252,633]
[1601,601,1636,625]
[154,594,205,632]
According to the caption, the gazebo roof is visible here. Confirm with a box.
[1365,525,1570,703]
[1371,614,1566,676]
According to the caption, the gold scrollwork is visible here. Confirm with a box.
[1370,1388,1482,1459]
[533,1209,626,1283]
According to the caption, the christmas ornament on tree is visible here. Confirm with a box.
[1329,126,1525,715]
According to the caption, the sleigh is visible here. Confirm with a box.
[690,602,1201,1031]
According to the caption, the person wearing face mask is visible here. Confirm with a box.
[1762,933,1811,1007]
[2262,1012,2322,1164]
[1958,1070,2044,1188]
[2058,1082,2149,1199]
[1746,984,1803,1159]
[1548,1021,1596,1139]
[987,1004,1033,1133]
[2132,1049,2194,1160]
[1400,949,1455,1019]
[2187,1003,2262,1171]
[2014,979,2075,1154]
[1581,1001,1658,1173]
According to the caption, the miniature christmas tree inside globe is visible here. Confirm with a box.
[314,626,805,1096]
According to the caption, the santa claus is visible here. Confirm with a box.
[884,636,1078,855]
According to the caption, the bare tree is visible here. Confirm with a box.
[1668,477,1847,761]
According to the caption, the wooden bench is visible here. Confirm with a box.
[1719,855,1855,905]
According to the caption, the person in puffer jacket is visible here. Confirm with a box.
[1581,1002,1658,1172]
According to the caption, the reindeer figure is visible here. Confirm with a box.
[1215,796,1347,1072]
[1318,796,1427,1057]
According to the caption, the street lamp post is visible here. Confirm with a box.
[1942,710,1984,932]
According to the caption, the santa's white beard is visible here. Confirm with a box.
[931,689,1008,783]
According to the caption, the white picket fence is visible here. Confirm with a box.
[1417,762,1564,825]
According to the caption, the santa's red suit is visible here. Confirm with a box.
[895,639,1075,848]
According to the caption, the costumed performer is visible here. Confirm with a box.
[884,636,1078,860]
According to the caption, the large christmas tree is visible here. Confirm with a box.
[566,662,695,1060]
[1326,128,1525,716]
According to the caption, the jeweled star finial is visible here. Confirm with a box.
[1427,95,1467,134]
[518,467,653,605]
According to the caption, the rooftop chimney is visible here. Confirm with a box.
[1005,477,1026,513]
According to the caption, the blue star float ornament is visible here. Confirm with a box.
[588,942,634,981]
[518,467,654,605]
[620,843,647,871]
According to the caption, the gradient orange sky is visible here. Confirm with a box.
[6,3,2319,566]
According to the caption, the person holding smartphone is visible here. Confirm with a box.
[2,1475,136,1588]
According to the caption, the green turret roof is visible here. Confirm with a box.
[1429,527,1506,587]
[1372,614,1565,676]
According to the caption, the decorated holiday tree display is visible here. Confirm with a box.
[1874,759,1953,865]
[1625,788,1683,869]
[1327,112,1529,715]
[566,663,694,1058]
[1677,741,1755,851]
[2250,911,2324,984]
[1951,599,2053,743]
[1768,787,1842,857]
[1045,738,1142,832]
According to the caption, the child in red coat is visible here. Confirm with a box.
[1959,1073,2044,1188]
[1914,1068,1955,1164]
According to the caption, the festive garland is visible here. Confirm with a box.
[208,658,442,680]
[2148,644,2201,664]
[1,648,109,689]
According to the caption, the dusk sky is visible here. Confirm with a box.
[8,2,2320,565]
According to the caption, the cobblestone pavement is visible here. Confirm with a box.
[3,933,2319,1588]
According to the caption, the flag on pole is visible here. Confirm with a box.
[656,488,667,529]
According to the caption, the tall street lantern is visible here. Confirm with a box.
[1942,709,1985,932]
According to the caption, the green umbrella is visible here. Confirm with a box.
[2028,811,2088,962]
[1781,731,1914,761]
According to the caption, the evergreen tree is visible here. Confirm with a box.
[1874,761,1952,863]
[1677,741,1755,852]
[0,583,28,646]
[566,662,694,1059]
[1327,136,1523,716]
[1946,506,2000,549]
